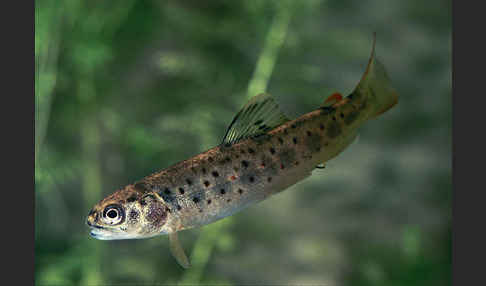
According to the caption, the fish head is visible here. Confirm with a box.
[86,185,171,240]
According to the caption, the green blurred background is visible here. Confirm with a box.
[35,0,451,285]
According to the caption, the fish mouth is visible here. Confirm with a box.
[89,230,101,238]
[89,227,113,240]
[88,224,128,240]
[86,219,110,240]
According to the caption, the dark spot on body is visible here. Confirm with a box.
[327,122,342,138]
[344,110,359,125]
[291,124,296,128]
[204,181,210,187]
[178,188,185,195]
[241,150,246,154]
[208,157,214,162]
[332,116,336,121]
[248,148,255,154]
[193,197,200,204]
[129,210,139,220]
[158,189,175,203]
[278,148,297,167]
[227,199,231,203]
[220,189,226,194]
[320,124,325,130]
[305,132,323,154]
[320,106,334,115]
[212,171,219,177]
[202,168,207,174]
[307,131,312,136]
[254,119,263,125]
[134,182,150,192]
[340,112,345,118]
[225,157,231,162]
[186,179,193,185]
[253,133,271,143]
[207,199,212,205]
[242,160,249,168]
[238,189,243,194]
[267,177,272,183]
[176,205,182,211]
[278,137,284,144]
[270,147,276,155]
[249,176,255,183]
[127,196,137,203]
[293,137,298,144]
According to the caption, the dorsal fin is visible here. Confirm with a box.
[222,93,290,146]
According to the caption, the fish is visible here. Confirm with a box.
[86,34,399,269]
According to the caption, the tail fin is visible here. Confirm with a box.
[353,33,399,119]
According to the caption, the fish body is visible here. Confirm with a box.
[86,35,398,268]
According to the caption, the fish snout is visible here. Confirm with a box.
[86,209,99,227]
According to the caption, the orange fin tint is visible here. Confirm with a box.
[322,92,343,107]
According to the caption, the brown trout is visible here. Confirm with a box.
[86,36,399,268]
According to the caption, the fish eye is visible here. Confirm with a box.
[107,209,118,218]
[102,204,125,225]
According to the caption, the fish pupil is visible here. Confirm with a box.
[107,209,117,218]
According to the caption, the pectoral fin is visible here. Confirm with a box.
[169,232,191,269]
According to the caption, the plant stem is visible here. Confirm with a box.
[179,2,293,284]
[246,1,293,99]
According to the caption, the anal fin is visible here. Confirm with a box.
[169,232,191,269]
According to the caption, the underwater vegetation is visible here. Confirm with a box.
[35,0,451,285]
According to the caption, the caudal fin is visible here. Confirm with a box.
[353,33,399,119]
